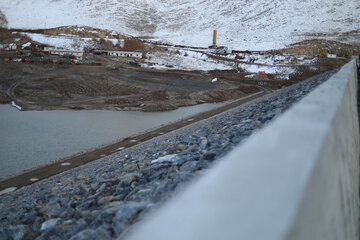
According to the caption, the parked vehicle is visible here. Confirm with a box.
[32,52,45,57]
[129,61,140,67]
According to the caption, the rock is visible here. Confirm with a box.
[200,150,207,154]
[187,144,197,152]
[123,163,139,173]
[113,202,146,222]
[21,210,37,224]
[69,229,96,240]
[66,219,88,237]
[97,196,113,205]
[170,156,186,166]
[196,160,211,169]
[40,218,60,231]
[200,137,208,146]
[0,227,9,239]
[125,189,153,201]
[202,152,216,161]
[180,161,199,172]
[176,144,185,151]
[79,184,90,194]
[147,167,167,181]
[96,183,107,194]
[93,226,112,240]
[103,201,122,209]
[151,154,179,164]
[112,221,127,236]
[120,173,141,187]
[174,171,196,183]
[77,175,85,180]
[8,224,30,240]
[90,183,98,190]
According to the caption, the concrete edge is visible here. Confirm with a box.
[125,60,359,240]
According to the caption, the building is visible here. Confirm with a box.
[10,43,17,51]
[43,46,55,51]
[45,47,84,60]
[93,50,142,58]
[107,51,142,58]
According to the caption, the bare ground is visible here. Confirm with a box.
[0,52,266,111]
[0,26,352,112]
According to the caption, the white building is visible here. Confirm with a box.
[43,46,55,51]
[45,47,84,60]
[93,50,142,58]
[107,51,142,58]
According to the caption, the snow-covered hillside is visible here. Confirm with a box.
[1,0,359,50]
[0,10,7,28]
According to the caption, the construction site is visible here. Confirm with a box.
[1,1,360,239]
[0,27,353,112]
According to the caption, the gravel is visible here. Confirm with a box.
[0,69,338,240]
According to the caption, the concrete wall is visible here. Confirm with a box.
[127,60,359,240]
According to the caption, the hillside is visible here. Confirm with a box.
[0,10,7,28]
[0,0,359,50]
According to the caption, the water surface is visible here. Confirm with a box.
[0,103,222,178]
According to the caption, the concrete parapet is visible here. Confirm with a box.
[127,60,359,240]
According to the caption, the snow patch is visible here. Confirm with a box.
[21,42,31,49]
[145,48,233,71]
[238,63,295,75]
[21,32,93,51]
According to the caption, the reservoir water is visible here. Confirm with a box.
[0,103,222,179]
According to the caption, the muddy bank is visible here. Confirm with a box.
[0,54,263,111]
[0,54,348,112]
